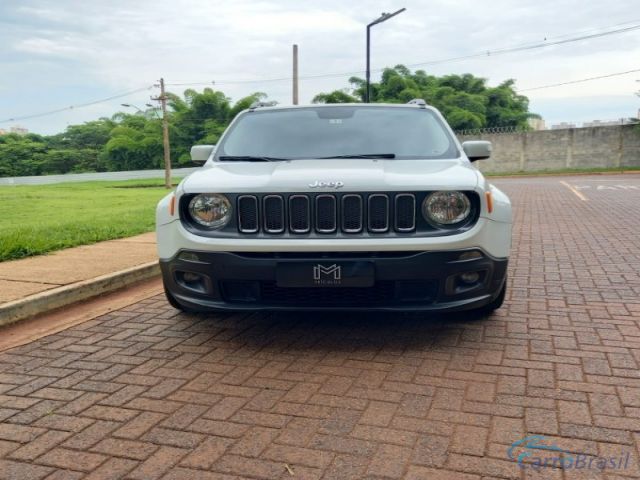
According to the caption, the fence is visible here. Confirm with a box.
[457,124,640,173]
[454,126,525,136]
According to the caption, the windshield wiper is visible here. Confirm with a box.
[317,153,396,159]
[218,153,396,161]
[218,155,290,162]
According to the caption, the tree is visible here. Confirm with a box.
[1,69,536,177]
[47,118,115,171]
[312,65,534,130]
[312,90,360,104]
[228,92,269,119]
[0,134,48,176]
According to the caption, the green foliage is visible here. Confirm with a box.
[312,90,360,104]
[0,69,535,177]
[0,134,48,176]
[313,65,534,130]
[0,90,270,177]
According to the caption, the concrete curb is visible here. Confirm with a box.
[0,261,160,327]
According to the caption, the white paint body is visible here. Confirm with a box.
[156,104,512,261]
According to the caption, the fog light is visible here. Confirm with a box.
[175,271,209,294]
[460,271,480,284]
[182,272,201,283]
[459,251,482,260]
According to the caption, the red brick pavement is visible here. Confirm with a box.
[0,174,639,479]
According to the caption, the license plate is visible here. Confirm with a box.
[276,262,375,288]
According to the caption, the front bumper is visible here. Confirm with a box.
[161,249,508,312]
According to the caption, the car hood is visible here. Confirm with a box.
[182,158,480,193]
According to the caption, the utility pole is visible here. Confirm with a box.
[152,78,172,189]
[292,44,299,105]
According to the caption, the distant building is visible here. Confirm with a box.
[582,118,638,127]
[527,118,546,130]
[9,126,29,135]
[583,119,620,127]
[0,128,7,135]
[550,122,576,130]
[549,118,639,129]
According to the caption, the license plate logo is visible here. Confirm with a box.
[313,264,342,285]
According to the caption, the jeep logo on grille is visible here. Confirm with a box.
[308,181,344,189]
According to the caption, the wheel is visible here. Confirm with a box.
[477,278,507,315]
[164,286,201,313]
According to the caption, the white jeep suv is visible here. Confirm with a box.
[156,101,512,314]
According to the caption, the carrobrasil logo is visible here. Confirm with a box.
[508,435,632,471]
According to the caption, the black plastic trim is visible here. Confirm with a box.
[394,193,416,232]
[263,195,285,233]
[341,194,363,233]
[315,194,337,233]
[288,195,311,234]
[180,191,481,239]
[237,195,259,233]
[161,248,507,312]
[367,194,389,233]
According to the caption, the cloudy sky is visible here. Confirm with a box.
[0,0,638,135]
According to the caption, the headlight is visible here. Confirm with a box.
[188,194,232,229]
[422,191,471,225]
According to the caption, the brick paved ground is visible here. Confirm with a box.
[1,174,639,480]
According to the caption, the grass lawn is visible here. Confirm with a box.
[0,179,173,262]
[1,165,638,263]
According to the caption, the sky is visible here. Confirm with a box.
[0,0,638,135]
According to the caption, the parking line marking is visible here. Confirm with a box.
[560,181,588,201]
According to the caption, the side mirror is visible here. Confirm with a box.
[462,141,492,162]
[190,145,215,163]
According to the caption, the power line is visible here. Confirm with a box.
[0,86,154,124]
[518,69,640,92]
[404,23,640,70]
[165,82,215,87]
[169,20,640,87]
[3,19,639,123]
[158,68,640,114]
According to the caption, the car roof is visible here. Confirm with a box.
[247,103,437,113]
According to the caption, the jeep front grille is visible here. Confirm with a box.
[395,194,416,232]
[316,195,337,233]
[341,194,363,233]
[237,193,417,235]
[289,195,310,233]
[237,195,259,233]
[368,194,390,233]
[263,195,285,233]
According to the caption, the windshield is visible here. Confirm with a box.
[215,106,459,160]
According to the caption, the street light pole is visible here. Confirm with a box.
[121,103,160,119]
[365,8,406,103]
[121,103,144,113]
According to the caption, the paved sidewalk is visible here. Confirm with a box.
[0,233,157,305]
[0,174,639,479]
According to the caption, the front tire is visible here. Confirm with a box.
[477,278,507,315]
[164,285,201,313]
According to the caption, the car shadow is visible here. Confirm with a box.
[176,306,496,354]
